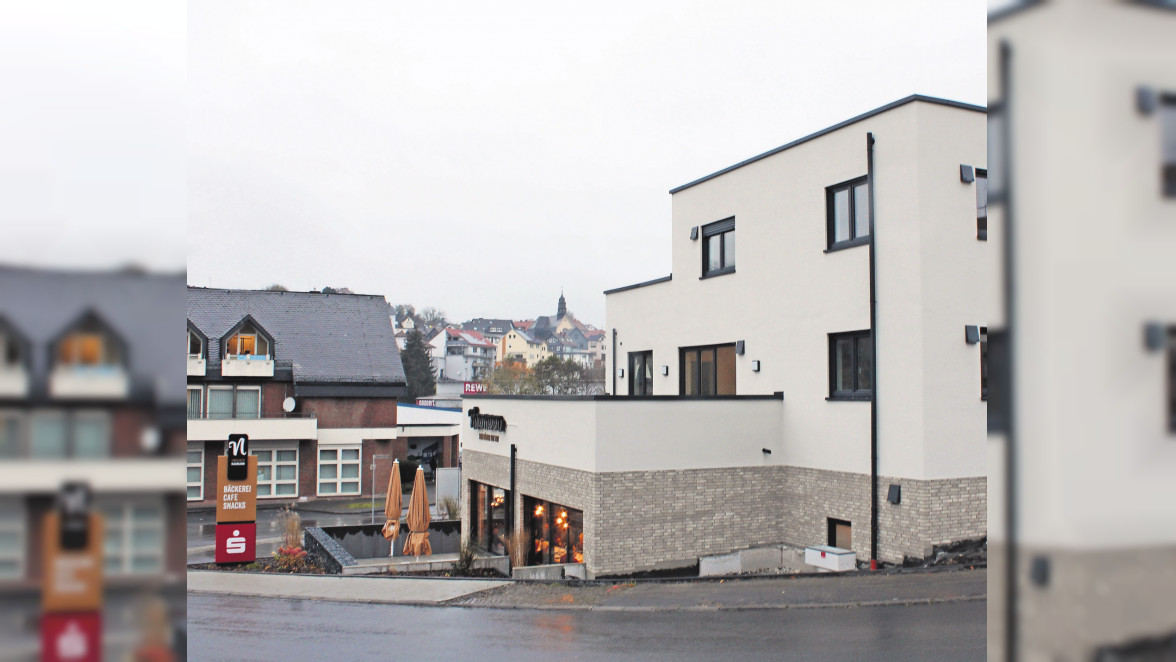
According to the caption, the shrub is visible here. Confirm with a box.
[272,504,310,572]
[504,528,528,569]
[451,540,478,576]
[272,545,309,572]
[441,496,461,520]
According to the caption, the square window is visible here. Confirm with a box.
[828,331,872,399]
[317,445,361,496]
[701,218,735,277]
[826,177,870,250]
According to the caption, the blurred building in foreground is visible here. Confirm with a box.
[988,1,1176,660]
[0,265,186,659]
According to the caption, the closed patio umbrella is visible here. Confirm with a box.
[402,465,432,558]
[381,459,402,556]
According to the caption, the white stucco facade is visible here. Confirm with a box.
[606,97,989,483]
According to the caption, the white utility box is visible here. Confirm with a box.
[804,545,856,572]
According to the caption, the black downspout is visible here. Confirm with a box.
[509,443,517,539]
[611,329,618,395]
[999,40,1019,662]
[867,131,879,569]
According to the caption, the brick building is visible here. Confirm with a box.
[186,287,418,506]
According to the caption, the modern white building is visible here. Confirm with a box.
[988,2,1176,659]
[462,95,990,578]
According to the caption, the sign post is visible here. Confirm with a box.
[216,434,258,564]
[41,482,103,662]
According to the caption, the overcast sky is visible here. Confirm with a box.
[3,1,987,327]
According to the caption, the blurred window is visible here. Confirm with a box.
[976,169,988,240]
[317,446,361,496]
[98,499,164,575]
[0,499,24,579]
[187,448,204,501]
[0,328,23,368]
[30,413,67,458]
[72,412,110,458]
[0,412,22,457]
[1162,98,1176,197]
[1169,328,1175,434]
[254,445,298,497]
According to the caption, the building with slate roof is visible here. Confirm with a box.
[0,265,187,654]
[186,287,452,508]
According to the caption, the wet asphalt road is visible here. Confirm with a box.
[187,594,985,661]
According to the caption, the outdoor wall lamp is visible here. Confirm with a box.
[690,226,699,240]
[1144,322,1167,352]
[751,360,760,372]
[965,325,980,344]
[1138,86,1158,116]
[617,368,624,378]
[736,340,745,355]
[761,448,771,454]
[887,484,901,505]
[661,365,669,376]
[960,165,975,183]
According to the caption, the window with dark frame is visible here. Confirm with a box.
[828,330,872,400]
[976,169,988,240]
[1168,327,1175,434]
[701,218,735,277]
[827,518,852,550]
[826,176,870,250]
[1162,97,1176,198]
[628,351,653,396]
[981,327,988,401]
[679,344,736,396]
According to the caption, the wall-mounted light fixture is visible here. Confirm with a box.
[751,360,760,372]
[965,325,980,344]
[661,365,669,376]
[960,164,975,183]
[761,448,771,454]
[690,226,699,240]
[1144,322,1167,352]
[1030,556,1050,587]
[887,484,901,505]
[617,368,624,378]
[735,340,745,355]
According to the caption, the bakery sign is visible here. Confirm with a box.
[467,407,506,442]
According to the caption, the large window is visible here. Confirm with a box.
[225,322,269,359]
[829,331,872,400]
[187,448,204,501]
[99,499,164,576]
[680,344,736,396]
[524,496,584,566]
[203,385,257,419]
[976,169,988,240]
[318,447,361,496]
[254,446,298,497]
[470,481,509,556]
[628,351,653,396]
[701,218,735,277]
[826,176,870,250]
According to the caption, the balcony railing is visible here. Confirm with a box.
[188,411,317,420]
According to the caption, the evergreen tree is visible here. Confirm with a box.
[400,329,436,401]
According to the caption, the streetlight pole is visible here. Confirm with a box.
[371,454,390,524]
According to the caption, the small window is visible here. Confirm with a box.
[680,344,736,396]
[826,177,870,250]
[829,331,872,400]
[1168,327,1176,434]
[976,170,988,240]
[701,218,735,277]
[207,387,233,419]
[235,387,260,419]
[628,351,653,396]
[188,328,204,358]
[187,448,204,501]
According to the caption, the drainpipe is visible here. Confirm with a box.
[999,39,1019,662]
[611,329,617,395]
[509,444,517,536]
[867,131,879,570]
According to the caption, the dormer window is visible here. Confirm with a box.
[55,314,123,368]
[225,322,270,359]
[0,319,26,370]
[188,328,203,359]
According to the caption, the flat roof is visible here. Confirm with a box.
[669,94,986,195]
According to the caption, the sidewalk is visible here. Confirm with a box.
[188,566,986,612]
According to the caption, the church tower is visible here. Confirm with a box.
[557,291,567,318]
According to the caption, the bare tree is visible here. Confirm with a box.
[265,284,289,291]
